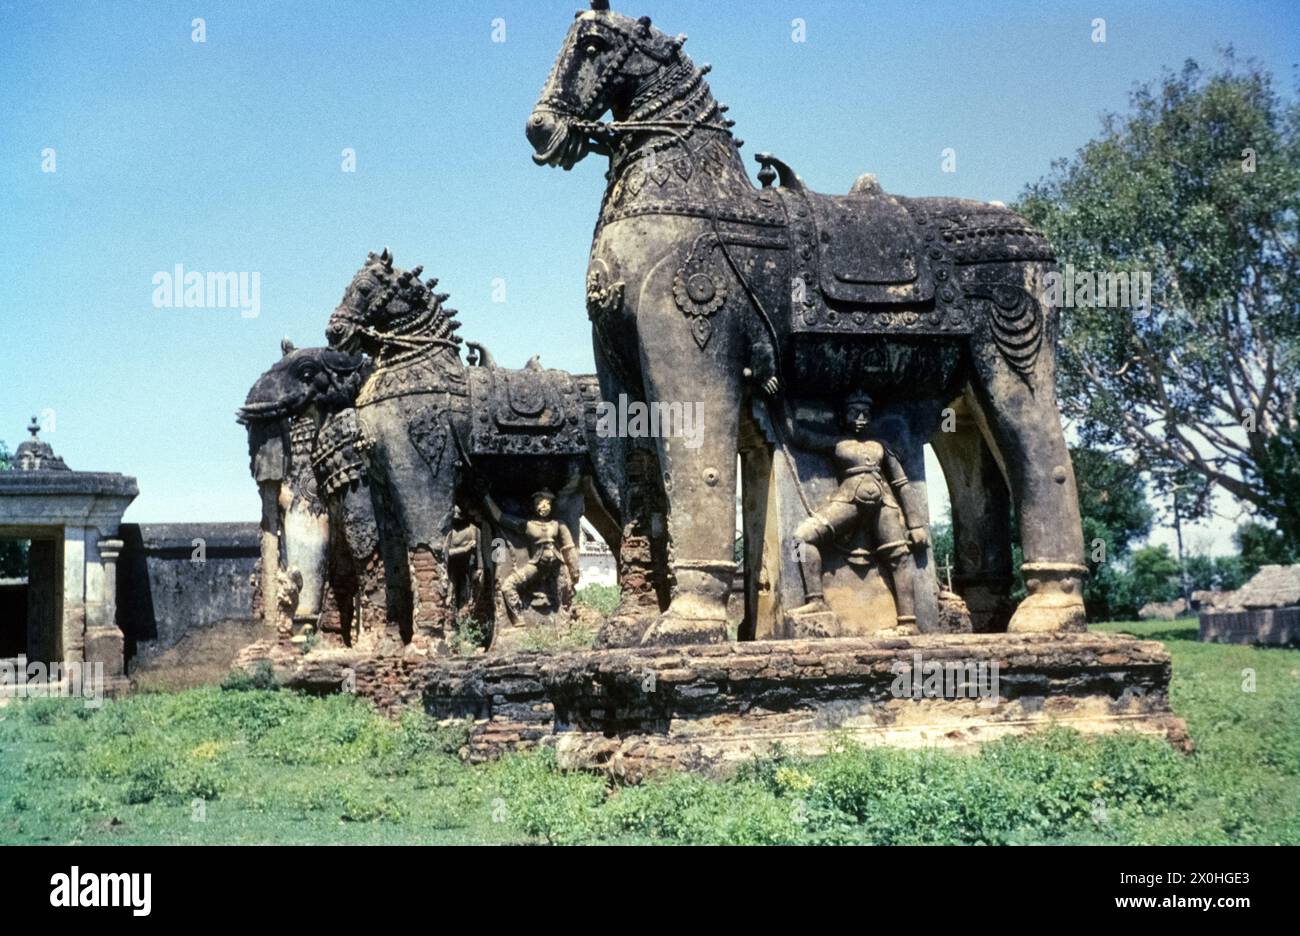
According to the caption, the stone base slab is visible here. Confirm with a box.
[1199,607,1300,646]
[239,632,1190,781]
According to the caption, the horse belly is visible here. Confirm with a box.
[789,333,967,401]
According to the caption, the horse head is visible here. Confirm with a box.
[527,1,689,170]
[325,248,462,361]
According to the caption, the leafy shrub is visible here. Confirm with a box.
[122,753,223,805]
[449,616,487,656]
[251,695,395,766]
[490,749,608,844]
[606,773,803,844]
[574,584,620,616]
[340,786,403,823]
[221,660,278,692]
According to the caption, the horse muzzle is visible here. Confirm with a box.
[527,110,588,169]
[326,316,360,352]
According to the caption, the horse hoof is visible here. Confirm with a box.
[1007,593,1086,633]
[639,613,729,647]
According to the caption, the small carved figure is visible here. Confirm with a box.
[777,391,928,630]
[445,506,480,614]
[484,489,581,625]
[276,567,305,641]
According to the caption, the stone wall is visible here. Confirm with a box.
[118,523,264,683]
[1199,607,1300,647]
[1198,564,1300,647]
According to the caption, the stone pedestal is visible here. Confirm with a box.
[238,631,1191,782]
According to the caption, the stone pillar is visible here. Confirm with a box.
[84,536,125,678]
[928,398,1014,633]
[61,525,86,667]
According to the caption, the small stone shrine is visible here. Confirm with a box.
[0,419,136,691]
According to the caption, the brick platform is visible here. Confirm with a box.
[239,631,1190,780]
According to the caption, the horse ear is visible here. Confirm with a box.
[281,337,296,357]
[380,247,393,270]
[590,0,609,10]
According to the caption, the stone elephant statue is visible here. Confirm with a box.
[239,339,412,648]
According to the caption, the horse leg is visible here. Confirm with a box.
[636,325,742,646]
[370,479,412,646]
[589,337,668,616]
[928,392,1014,632]
[967,263,1086,632]
[360,399,457,645]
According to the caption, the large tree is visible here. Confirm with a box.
[1073,446,1154,620]
[1018,54,1300,541]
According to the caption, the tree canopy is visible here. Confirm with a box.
[1018,54,1300,542]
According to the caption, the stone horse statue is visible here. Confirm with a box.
[324,249,642,640]
[238,340,423,648]
[527,1,1086,643]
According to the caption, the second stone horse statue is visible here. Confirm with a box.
[323,249,648,643]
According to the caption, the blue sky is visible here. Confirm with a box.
[2,0,1297,552]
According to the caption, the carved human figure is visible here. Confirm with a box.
[484,489,581,625]
[445,506,480,614]
[779,391,928,630]
[276,568,305,641]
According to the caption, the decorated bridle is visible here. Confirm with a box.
[332,253,463,368]
[535,1,731,157]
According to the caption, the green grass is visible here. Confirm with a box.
[0,619,1295,844]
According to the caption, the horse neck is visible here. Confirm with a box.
[608,59,752,196]
[371,304,462,372]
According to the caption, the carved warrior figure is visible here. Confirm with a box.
[275,568,304,640]
[780,391,927,631]
[529,2,1088,640]
[484,488,582,625]
[325,249,636,641]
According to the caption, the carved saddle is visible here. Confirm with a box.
[756,154,1055,337]
[466,362,599,457]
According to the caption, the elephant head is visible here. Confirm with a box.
[238,338,369,427]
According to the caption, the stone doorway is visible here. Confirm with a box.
[0,532,63,671]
